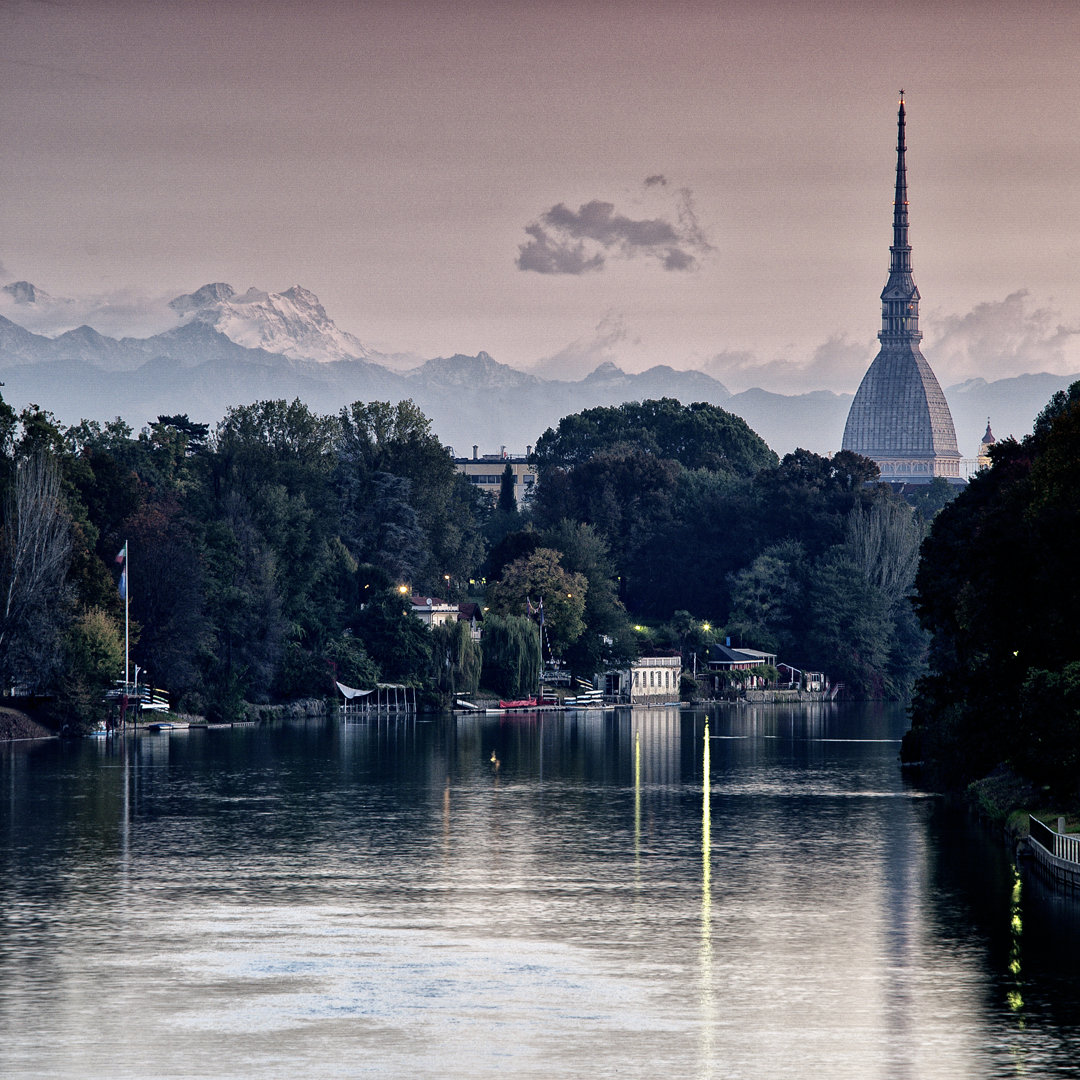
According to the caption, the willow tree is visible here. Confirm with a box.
[431,618,481,700]
[480,614,541,698]
[0,453,73,692]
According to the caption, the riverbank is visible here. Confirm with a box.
[966,765,1079,857]
[0,706,55,741]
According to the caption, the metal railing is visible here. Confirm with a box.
[1029,816,1080,864]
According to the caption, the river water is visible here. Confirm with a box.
[2,703,1079,1079]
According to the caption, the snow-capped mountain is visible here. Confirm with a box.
[169,282,381,364]
[0,277,1070,458]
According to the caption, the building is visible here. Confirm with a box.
[409,595,459,629]
[841,95,962,485]
[409,596,484,641]
[453,446,536,505]
[602,654,682,705]
[976,418,996,470]
[706,644,777,691]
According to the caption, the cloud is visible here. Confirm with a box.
[517,181,712,274]
[925,290,1080,383]
[703,333,872,394]
[0,283,180,339]
[697,292,1080,395]
[527,312,633,380]
[516,223,605,275]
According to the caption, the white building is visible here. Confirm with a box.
[602,655,682,705]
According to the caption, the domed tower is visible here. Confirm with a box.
[842,94,961,483]
[977,418,995,470]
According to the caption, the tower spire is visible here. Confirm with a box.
[879,91,921,344]
[841,92,961,484]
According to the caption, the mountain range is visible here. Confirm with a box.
[0,279,1072,460]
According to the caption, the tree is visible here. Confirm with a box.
[354,588,433,684]
[497,462,517,514]
[480,613,541,698]
[726,541,806,655]
[339,471,428,584]
[541,519,636,673]
[202,494,288,706]
[1015,664,1080,801]
[486,548,587,659]
[904,476,959,521]
[844,497,924,607]
[431,618,482,700]
[803,550,892,699]
[122,499,208,703]
[336,400,484,592]
[58,607,124,729]
[905,383,1080,785]
[0,454,73,692]
[533,398,776,474]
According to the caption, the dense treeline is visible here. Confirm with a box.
[0,391,938,730]
[525,401,936,698]
[904,382,1080,800]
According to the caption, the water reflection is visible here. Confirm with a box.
[700,717,714,1076]
[2,706,1080,1079]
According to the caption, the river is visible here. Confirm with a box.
[2,703,1079,1078]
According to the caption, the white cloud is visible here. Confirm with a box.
[0,284,179,339]
[924,290,1080,383]
[702,333,872,394]
[527,312,634,380]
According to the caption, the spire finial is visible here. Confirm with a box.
[878,93,921,344]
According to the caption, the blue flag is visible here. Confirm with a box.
[116,543,127,600]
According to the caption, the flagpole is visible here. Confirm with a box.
[122,540,129,689]
[537,596,544,699]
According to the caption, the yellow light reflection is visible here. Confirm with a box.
[699,718,714,1073]
[702,719,711,952]
[1007,867,1024,1023]
[634,729,641,882]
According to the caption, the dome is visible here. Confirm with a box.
[842,343,960,480]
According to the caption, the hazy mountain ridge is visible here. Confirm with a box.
[0,281,1073,458]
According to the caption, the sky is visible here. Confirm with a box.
[3,0,1080,394]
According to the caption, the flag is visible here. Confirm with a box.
[526,597,534,617]
[116,543,127,600]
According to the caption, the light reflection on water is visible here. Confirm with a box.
[2,703,1080,1079]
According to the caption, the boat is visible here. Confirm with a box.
[495,695,560,711]
[563,689,605,708]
